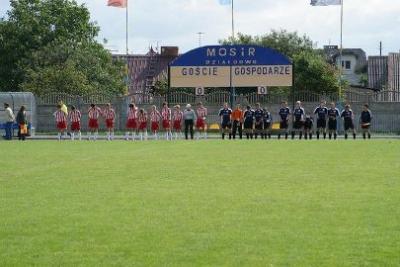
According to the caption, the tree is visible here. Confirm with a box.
[0,0,125,95]
[220,30,340,94]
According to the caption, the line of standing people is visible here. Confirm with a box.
[53,101,209,141]
[2,103,28,141]
[218,101,373,140]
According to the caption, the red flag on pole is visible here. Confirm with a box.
[107,0,127,8]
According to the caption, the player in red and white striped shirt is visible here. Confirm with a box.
[125,103,138,141]
[150,105,162,140]
[137,108,148,141]
[68,105,82,141]
[161,102,172,140]
[172,105,183,140]
[54,104,67,140]
[103,103,116,141]
[88,104,102,141]
[196,102,208,139]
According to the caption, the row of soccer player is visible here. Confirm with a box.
[53,102,209,140]
[53,100,372,141]
[217,101,372,140]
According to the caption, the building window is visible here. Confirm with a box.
[342,60,351,70]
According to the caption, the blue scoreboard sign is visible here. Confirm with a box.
[169,45,293,88]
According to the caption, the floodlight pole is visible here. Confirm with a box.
[197,32,205,47]
[230,0,235,108]
[339,0,344,101]
[125,0,130,94]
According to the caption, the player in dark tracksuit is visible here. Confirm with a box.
[263,108,272,139]
[292,101,305,140]
[303,115,314,140]
[360,104,373,139]
[243,106,255,139]
[314,100,329,140]
[254,103,264,139]
[327,102,340,140]
[219,102,233,140]
[278,101,291,140]
[341,104,356,140]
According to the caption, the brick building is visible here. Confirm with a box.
[367,52,400,102]
[368,56,388,90]
[113,46,179,95]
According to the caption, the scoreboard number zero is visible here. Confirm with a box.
[195,87,205,96]
[257,86,268,95]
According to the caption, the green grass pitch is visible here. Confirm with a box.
[1,140,400,266]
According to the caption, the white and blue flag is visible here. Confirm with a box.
[310,0,342,6]
[219,0,232,5]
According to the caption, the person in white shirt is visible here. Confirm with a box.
[3,103,15,140]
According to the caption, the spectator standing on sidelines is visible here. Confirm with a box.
[161,102,172,140]
[150,105,162,140]
[88,104,102,141]
[292,101,305,140]
[54,104,68,141]
[3,103,14,140]
[68,106,82,141]
[314,100,329,140]
[196,102,208,140]
[254,103,264,139]
[263,107,272,139]
[16,106,28,141]
[231,103,243,140]
[327,102,340,140]
[219,102,232,140]
[138,108,148,141]
[172,105,184,140]
[360,104,373,140]
[341,104,356,140]
[125,103,138,141]
[243,105,255,140]
[103,103,116,141]
[183,104,196,140]
[278,101,291,140]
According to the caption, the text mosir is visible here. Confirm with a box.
[206,47,256,58]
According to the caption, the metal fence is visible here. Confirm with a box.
[31,89,400,134]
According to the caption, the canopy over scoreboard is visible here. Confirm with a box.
[169,45,293,88]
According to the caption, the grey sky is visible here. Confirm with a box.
[1,0,399,56]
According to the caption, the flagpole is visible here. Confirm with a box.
[230,0,235,107]
[339,0,344,100]
[126,0,129,94]
[231,0,235,40]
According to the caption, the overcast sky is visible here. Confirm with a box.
[1,0,399,56]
